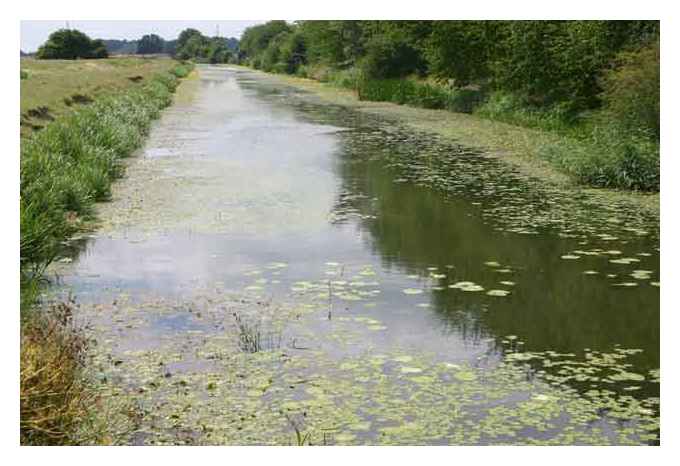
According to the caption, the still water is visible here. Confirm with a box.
[53,66,660,445]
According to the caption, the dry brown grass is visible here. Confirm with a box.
[20,303,98,445]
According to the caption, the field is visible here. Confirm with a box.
[20,57,177,137]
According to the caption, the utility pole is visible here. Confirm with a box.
[216,24,220,38]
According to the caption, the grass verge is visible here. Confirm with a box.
[20,61,193,445]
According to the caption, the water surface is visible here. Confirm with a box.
[52,66,660,445]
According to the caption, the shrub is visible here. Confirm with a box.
[475,92,580,133]
[599,40,660,140]
[171,62,194,78]
[359,35,424,79]
[327,68,362,89]
[36,29,108,60]
[357,78,484,113]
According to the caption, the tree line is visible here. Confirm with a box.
[240,21,658,126]
[34,28,239,64]
[239,21,659,191]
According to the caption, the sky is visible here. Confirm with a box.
[20,20,265,52]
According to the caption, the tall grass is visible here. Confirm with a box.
[20,63,192,445]
[538,124,659,191]
[20,68,183,287]
[473,92,582,134]
[357,77,483,113]
[21,303,92,445]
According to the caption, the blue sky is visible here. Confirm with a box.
[20,20,264,52]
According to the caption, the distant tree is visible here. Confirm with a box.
[176,28,203,53]
[137,34,164,55]
[102,39,138,55]
[36,29,109,59]
[359,34,424,79]
[89,39,109,58]
[177,34,209,60]
[206,37,232,64]
[163,39,178,56]
[278,30,307,73]
[240,21,292,66]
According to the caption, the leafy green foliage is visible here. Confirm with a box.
[599,39,660,140]
[175,29,236,63]
[137,34,164,54]
[37,29,109,60]
[240,21,292,66]
[359,34,423,79]
[539,125,659,191]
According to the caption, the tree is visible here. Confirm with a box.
[176,28,203,53]
[36,29,109,59]
[240,21,292,66]
[137,34,164,55]
[177,34,208,60]
[206,38,232,64]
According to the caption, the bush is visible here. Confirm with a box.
[599,40,660,140]
[359,35,424,79]
[171,62,194,78]
[539,124,659,191]
[357,78,484,113]
[475,92,580,133]
[36,29,108,60]
[326,68,362,89]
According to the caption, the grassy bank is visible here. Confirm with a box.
[20,57,180,137]
[20,59,193,444]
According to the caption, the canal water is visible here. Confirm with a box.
[51,65,660,445]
